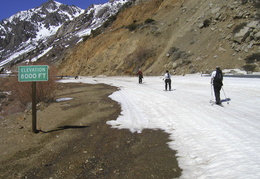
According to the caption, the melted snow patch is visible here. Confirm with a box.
[56,97,73,102]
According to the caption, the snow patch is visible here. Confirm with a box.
[56,97,73,102]
[60,75,260,179]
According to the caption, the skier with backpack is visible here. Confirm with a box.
[211,66,223,105]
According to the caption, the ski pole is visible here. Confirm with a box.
[222,87,227,98]
[210,84,214,103]
[222,87,229,104]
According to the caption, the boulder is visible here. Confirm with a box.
[233,26,250,43]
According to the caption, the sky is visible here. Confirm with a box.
[0,0,109,21]
[60,74,260,178]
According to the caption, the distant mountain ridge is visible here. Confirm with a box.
[0,0,130,68]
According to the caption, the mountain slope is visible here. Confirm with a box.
[0,0,84,67]
[59,0,260,76]
[0,0,130,69]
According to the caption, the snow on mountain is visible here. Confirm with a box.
[8,1,83,23]
[0,0,130,68]
[1,0,83,36]
[76,0,129,37]
[0,0,84,67]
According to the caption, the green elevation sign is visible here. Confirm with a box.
[18,65,49,82]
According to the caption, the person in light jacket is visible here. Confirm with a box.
[164,70,171,91]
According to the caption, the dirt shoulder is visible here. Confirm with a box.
[0,82,182,179]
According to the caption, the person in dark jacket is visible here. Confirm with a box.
[211,66,223,105]
[137,69,143,84]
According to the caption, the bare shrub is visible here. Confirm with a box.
[126,23,138,31]
[103,14,117,28]
[202,19,211,28]
[7,64,57,107]
[244,53,260,63]
[145,18,155,24]
[124,46,155,73]
[91,28,102,38]
[82,35,90,42]
[243,64,256,72]
[135,47,154,61]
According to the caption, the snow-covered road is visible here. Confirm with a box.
[61,75,260,179]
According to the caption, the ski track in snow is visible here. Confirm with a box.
[60,75,260,179]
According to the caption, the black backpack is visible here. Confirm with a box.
[214,70,223,83]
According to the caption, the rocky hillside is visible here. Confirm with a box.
[59,0,260,76]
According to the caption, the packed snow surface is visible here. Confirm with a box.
[60,75,260,179]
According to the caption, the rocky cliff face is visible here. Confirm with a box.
[59,0,260,76]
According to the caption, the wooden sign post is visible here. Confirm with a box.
[18,65,49,133]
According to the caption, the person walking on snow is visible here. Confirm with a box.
[164,70,171,91]
[211,66,223,105]
[137,69,143,84]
